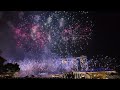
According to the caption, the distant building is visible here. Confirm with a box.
[77,55,89,71]
[62,71,118,79]
[73,57,79,71]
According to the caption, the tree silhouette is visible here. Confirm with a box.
[4,63,20,72]
[0,49,20,78]
[0,50,6,66]
[0,50,7,74]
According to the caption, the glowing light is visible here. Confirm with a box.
[7,11,96,76]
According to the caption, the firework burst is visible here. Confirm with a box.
[8,11,93,59]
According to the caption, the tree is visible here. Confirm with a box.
[0,57,6,66]
[4,63,20,72]
[0,50,20,78]
[0,50,6,66]
[0,50,7,74]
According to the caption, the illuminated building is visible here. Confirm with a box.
[79,55,89,71]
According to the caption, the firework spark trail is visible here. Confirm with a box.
[13,55,119,77]
[88,55,119,71]
[8,11,93,59]
[7,11,120,77]
[16,58,75,77]
[1,11,119,77]
[6,11,99,76]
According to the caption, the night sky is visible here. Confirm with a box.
[0,11,120,58]
[0,11,93,60]
[91,12,120,58]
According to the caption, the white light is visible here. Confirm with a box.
[59,18,64,28]
[47,16,52,24]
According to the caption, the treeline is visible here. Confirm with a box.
[0,50,20,78]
